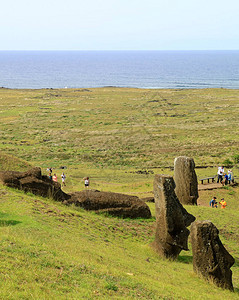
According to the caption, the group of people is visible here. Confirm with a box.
[217,166,234,185]
[209,197,227,209]
[47,168,90,189]
[47,168,66,186]
[209,165,234,209]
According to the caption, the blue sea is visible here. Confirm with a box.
[0,50,238,89]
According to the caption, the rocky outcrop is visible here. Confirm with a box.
[174,156,198,205]
[191,221,235,291]
[67,190,152,218]
[152,174,195,259]
[0,167,70,202]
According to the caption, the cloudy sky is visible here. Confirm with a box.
[0,0,238,50]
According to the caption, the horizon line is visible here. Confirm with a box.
[0,49,239,52]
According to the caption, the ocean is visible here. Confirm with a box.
[0,50,238,89]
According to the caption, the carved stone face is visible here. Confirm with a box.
[153,174,195,259]
[174,156,198,205]
[191,221,235,291]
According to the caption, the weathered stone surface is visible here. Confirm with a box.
[67,190,152,219]
[140,196,155,203]
[174,156,198,205]
[0,167,70,202]
[191,221,235,291]
[152,174,195,259]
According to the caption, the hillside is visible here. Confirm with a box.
[0,151,32,172]
[0,180,238,299]
[0,87,238,298]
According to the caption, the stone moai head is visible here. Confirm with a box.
[153,174,195,259]
[191,221,235,291]
[174,156,198,205]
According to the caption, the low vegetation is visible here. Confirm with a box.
[0,87,238,298]
[0,183,238,299]
[0,88,238,169]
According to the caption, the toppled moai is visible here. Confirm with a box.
[152,174,195,259]
[191,221,235,291]
[68,190,152,219]
[0,167,70,202]
[174,156,198,205]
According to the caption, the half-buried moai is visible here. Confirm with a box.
[191,221,235,291]
[174,156,198,205]
[152,174,195,259]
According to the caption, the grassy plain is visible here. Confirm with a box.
[0,87,239,299]
[0,87,239,194]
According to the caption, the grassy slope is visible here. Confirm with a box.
[0,151,32,172]
[0,185,238,299]
[0,88,239,298]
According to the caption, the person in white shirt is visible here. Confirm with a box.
[217,166,224,183]
[84,177,90,188]
[61,173,66,186]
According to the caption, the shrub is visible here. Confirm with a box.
[222,159,233,167]
[233,154,239,164]
[105,282,118,291]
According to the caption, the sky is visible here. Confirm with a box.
[0,0,239,50]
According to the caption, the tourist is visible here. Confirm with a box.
[61,172,66,185]
[217,166,224,183]
[47,167,53,174]
[223,173,228,185]
[209,197,217,208]
[84,177,90,188]
[228,170,234,184]
[219,198,227,209]
[49,173,53,180]
[228,170,232,184]
[61,172,66,186]
[53,173,57,182]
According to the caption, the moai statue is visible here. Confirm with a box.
[152,174,195,259]
[191,221,235,291]
[174,156,198,205]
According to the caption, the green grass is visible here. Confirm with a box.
[0,185,239,299]
[0,88,239,169]
[0,151,32,172]
[0,87,239,298]
[0,87,239,196]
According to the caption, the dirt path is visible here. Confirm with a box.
[198,182,224,191]
[198,182,236,191]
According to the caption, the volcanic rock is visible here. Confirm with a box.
[191,220,235,291]
[153,174,195,259]
[68,190,152,218]
[140,196,155,203]
[174,156,198,205]
[0,167,70,201]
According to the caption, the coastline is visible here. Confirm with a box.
[1,50,239,89]
[1,86,239,91]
